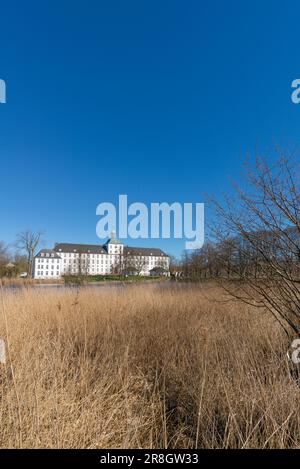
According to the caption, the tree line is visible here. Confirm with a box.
[179,153,300,336]
[0,231,43,278]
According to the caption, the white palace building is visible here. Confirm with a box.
[34,232,170,279]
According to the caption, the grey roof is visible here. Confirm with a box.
[124,246,167,257]
[54,243,168,257]
[36,249,61,259]
[54,243,107,254]
[35,243,169,258]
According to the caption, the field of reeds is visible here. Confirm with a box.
[0,278,64,287]
[0,282,299,449]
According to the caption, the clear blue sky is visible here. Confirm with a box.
[1,0,300,257]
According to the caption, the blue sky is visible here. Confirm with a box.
[1,0,300,257]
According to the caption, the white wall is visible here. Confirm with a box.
[34,243,169,279]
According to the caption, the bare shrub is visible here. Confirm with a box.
[208,153,300,336]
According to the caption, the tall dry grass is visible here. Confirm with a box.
[0,282,299,448]
[0,278,64,287]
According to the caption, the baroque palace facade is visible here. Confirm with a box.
[34,232,170,279]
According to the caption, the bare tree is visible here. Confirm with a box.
[132,255,148,276]
[117,249,147,276]
[181,242,221,279]
[76,250,90,276]
[0,241,8,265]
[167,254,179,275]
[13,254,28,275]
[16,230,43,278]
[210,152,300,336]
[0,241,9,277]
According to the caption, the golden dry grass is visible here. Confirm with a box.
[0,282,299,448]
[0,278,64,287]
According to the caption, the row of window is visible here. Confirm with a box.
[40,251,166,259]
[36,271,60,276]
[39,253,167,260]
[36,258,168,265]
[37,259,59,263]
[37,258,169,269]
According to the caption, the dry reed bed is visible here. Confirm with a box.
[0,278,64,287]
[0,283,299,448]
